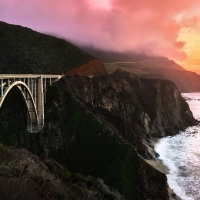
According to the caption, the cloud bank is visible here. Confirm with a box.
[1,0,200,60]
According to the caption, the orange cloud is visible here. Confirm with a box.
[174,41,186,49]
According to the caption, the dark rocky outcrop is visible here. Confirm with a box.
[63,69,195,157]
[42,76,170,200]
[0,21,107,76]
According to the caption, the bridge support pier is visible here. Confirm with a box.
[37,77,44,130]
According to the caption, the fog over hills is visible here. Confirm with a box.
[80,45,168,63]
[80,45,200,92]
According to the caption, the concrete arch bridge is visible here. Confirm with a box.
[0,74,64,133]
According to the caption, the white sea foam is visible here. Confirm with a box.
[155,93,200,200]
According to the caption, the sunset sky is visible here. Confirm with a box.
[1,0,200,73]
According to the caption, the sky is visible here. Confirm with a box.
[1,0,200,73]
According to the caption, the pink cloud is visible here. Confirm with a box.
[1,0,200,60]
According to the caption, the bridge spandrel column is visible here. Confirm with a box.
[37,77,44,130]
[0,79,3,97]
[26,91,38,133]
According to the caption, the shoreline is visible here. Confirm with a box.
[145,138,181,200]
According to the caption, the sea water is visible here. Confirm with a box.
[155,93,200,200]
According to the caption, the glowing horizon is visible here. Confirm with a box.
[177,28,200,74]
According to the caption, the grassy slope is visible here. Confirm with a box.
[0,21,100,74]
[0,144,123,200]
[105,61,200,92]
[105,60,185,75]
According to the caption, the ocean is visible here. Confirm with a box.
[155,93,200,200]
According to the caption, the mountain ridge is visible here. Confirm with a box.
[0,21,107,75]
[80,45,169,63]
[80,45,200,92]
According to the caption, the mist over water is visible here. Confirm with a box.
[155,93,200,200]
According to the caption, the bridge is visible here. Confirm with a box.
[0,74,64,133]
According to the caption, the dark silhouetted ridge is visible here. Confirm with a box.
[0,21,107,75]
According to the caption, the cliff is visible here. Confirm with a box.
[0,83,169,200]
[0,21,107,75]
[64,69,194,157]
[0,69,194,199]
[42,79,170,200]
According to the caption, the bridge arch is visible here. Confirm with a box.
[0,74,64,133]
[0,81,39,132]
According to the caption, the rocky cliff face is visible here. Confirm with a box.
[42,81,169,200]
[0,85,169,199]
[64,69,195,157]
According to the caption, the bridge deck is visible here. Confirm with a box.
[0,74,64,79]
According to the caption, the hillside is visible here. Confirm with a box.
[105,60,184,74]
[105,61,200,92]
[0,144,123,200]
[80,46,200,92]
[0,21,107,75]
[81,46,168,63]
